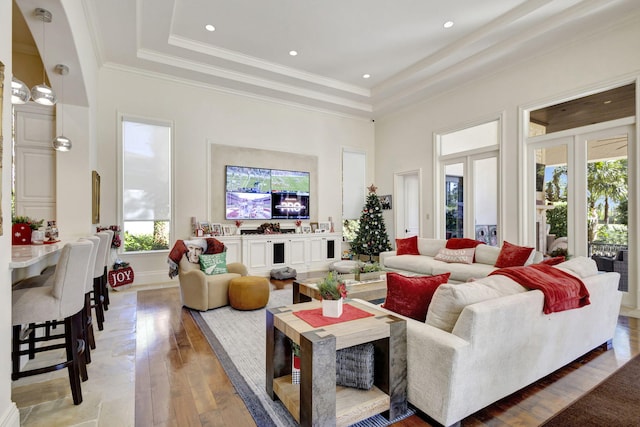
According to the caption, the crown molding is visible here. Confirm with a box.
[168,34,370,98]
[136,48,373,112]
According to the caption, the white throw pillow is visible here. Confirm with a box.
[474,244,501,265]
[426,276,527,332]
[554,256,599,278]
[418,238,446,257]
[433,247,475,264]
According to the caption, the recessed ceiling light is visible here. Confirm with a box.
[205,24,215,32]
[444,21,454,29]
[289,50,298,56]
[362,74,371,79]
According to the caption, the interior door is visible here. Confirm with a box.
[394,170,421,238]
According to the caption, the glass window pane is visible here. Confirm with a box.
[474,157,498,246]
[342,150,366,219]
[587,136,628,248]
[445,163,464,239]
[441,121,498,156]
[123,120,171,221]
[123,220,170,251]
[536,146,568,256]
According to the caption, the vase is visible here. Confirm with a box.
[322,298,343,318]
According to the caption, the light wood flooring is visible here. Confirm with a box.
[12,283,640,426]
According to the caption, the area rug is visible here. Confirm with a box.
[542,354,640,426]
[191,288,414,426]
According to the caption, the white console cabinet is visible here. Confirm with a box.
[217,233,341,276]
[217,235,241,264]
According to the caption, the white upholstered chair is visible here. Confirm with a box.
[12,241,93,405]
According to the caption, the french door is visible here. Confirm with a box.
[441,152,499,244]
[527,121,634,302]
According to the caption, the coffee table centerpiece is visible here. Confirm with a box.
[317,271,348,317]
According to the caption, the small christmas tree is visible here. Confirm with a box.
[351,184,391,261]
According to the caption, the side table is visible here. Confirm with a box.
[266,300,407,426]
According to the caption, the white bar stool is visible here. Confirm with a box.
[11,241,93,405]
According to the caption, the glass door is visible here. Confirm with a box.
[583,128,630,296]
[445,163,464,239]
[528,124,634,299]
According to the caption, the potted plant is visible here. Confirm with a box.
[317,271,348,317]
[352,261,384,281]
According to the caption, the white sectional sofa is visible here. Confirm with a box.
[357,257,622,426]
[380,238,543,283]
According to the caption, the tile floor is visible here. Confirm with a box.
[10,283,175,426]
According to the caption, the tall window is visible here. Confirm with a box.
[121,118,172,252]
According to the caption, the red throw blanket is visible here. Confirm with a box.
[167,238,225,278]
[489,264,590,314]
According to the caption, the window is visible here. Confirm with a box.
[342,149,366,242]
[121,117,172,252]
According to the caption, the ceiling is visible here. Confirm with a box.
[12,0,640,118]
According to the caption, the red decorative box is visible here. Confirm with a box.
[12,223,32,245]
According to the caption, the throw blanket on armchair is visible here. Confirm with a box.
[167,238,225,278]
[489,264,590,314]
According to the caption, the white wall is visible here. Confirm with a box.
[97,68,375,284]
[375,12,640,244]
[1,0,20,424]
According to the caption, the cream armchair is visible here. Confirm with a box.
[178,254,248,311]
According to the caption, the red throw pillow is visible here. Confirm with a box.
[382,272,451,322]
[494,241,534,268]
[541,256,566,266]
[396,236,419,255]
[445,238,485,249]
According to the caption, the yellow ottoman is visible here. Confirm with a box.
[228,276,270,310]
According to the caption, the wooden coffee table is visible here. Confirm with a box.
[266,299,407,426]
[293,276,387,303]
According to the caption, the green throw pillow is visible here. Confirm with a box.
[199,253,228,275]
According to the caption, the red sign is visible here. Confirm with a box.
[108,266,134,289]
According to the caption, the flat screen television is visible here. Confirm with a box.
[225,165,310,220]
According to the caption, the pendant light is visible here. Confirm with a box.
[52,64,71,152]
[11,77,30,104]
[31,8,57,106]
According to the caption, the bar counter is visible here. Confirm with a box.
[10,242,65,284]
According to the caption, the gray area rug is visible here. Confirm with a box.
[191,288,414,426]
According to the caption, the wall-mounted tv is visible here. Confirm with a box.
[225,165,310,220]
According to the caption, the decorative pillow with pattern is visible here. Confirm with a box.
[199,252,228,275]
[434,247,475,264]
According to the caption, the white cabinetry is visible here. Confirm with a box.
[218,233,342,276]
[217,235,241,264]
[216,233,341,276]
[13,104,56,220]
[243,237,290,273]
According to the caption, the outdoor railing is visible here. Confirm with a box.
[588,242,628,257]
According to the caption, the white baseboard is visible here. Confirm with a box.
[0,402,20,427]
[130,269,174,286]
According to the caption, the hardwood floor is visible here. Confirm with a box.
[135,286,640,426]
